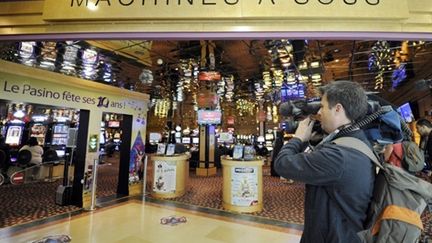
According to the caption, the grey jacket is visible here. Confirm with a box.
[275,130,375,243]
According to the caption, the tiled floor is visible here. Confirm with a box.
[0,200,302,243]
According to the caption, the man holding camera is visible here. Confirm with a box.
[275,81,375,243]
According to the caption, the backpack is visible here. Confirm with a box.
[386,143,403,168]
[398,140,425,173]
[333,137,432,243]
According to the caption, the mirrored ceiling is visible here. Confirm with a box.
[0,39,431,109]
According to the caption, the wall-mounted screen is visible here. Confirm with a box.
[281,83,305,101]
[108,121,120,127]
[198,71,221,81]
[397,102,414,123]
[197,110,222,125]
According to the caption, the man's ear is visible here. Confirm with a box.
[335,103,344,113]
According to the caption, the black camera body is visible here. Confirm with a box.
[279,99,321,120]
[279,99,321,134]
[279,95,384,134]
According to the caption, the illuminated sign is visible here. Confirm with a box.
[108,120,120,127]
[88,134,98,152]
[197,110,222,125]
[198,72,221,82]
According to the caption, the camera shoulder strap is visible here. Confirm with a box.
[332,137,384,170]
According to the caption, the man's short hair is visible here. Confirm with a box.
[416,118,432,128]
[319,80,368,121]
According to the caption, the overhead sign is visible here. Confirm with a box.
[197,110,222,125]
[198,72,221,82]
[43,0,409,21]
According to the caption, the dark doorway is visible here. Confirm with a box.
[71,109,89,207]
[117,114,132,196]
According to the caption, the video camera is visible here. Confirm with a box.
[278,94,388,134]
[279,99,321,134]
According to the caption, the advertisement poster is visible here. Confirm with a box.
[153,160,176,193]
[231,167,258,207]
[129,131,145,182]
[156,143,166,155]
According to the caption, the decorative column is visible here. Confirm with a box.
[196,88,219,176]
[196,42,220,176]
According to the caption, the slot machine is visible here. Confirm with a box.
[51,123,69,147]
[5,119,25,163]
[5,122,24,147]
[99,121,106,151]
[175,125,182,144]
[29,115,49,146]
[50,114,70,155]
[181,137,191,149]
[107,120,122,151]
[265,132,274,152]
[191,137,199,151]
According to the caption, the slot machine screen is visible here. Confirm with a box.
[108,121,120,128]
[149,133,162,143]
[100,132,106,144]
[265,134,274,141]
[182,137,191,144]
[5,126,23,146]
[56,150,65,158]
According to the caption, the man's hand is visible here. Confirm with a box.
[294,117,315,142]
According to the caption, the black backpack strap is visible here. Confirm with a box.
[332,137,384,170]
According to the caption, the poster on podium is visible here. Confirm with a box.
[153,160,176,193]
[231,167,259,207]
